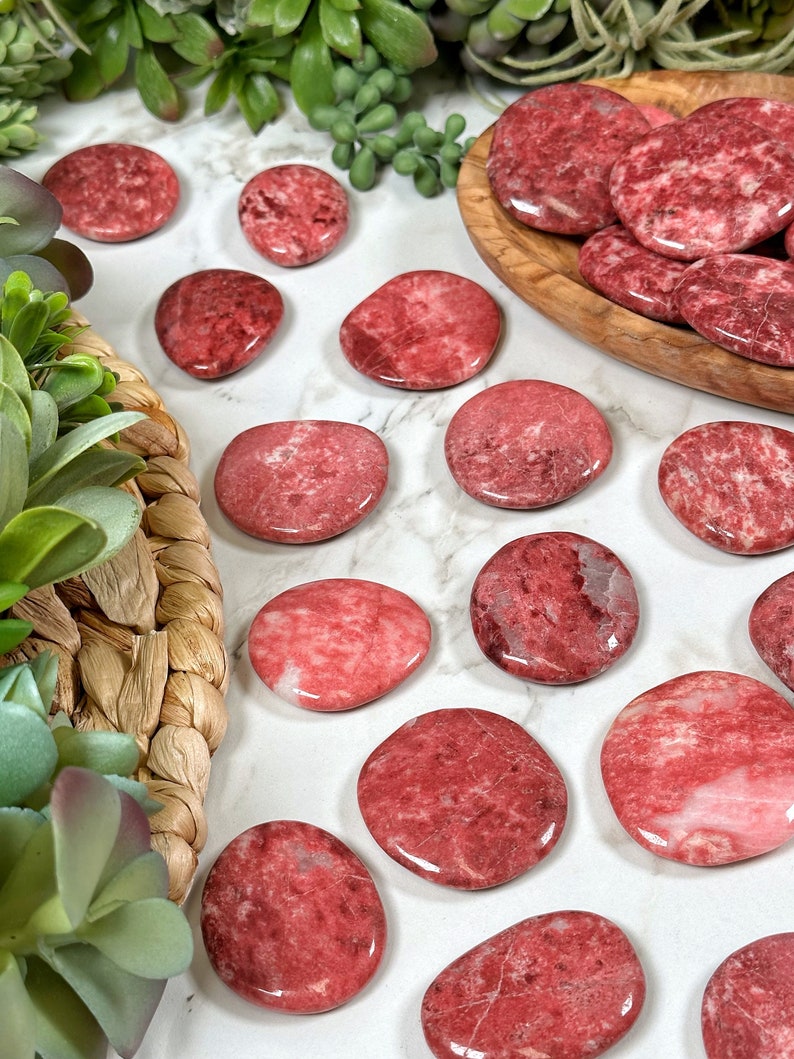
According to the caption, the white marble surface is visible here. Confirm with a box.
[19,74,794,1059]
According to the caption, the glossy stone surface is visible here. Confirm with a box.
[155,268,284,379]
[486,83,650,235]
[694,96,794,156]
[200,820,386,1013]
[749,572,794,691]
[674,254,794,366]
[248,578,430,711]
[214,420,388,543]
[357,707,567,888]
[786,221,794,258]
[579,224,689,323]
[444,379,612,508]
[701,932,794,1058]
[658,420,794,554]
[238,164,349,266]
[42,143,179,241]
[610,111,794,260]
[600,670,794,866]
[421,909,646,1059]
[339,270,500,389]
[470,531,639,684]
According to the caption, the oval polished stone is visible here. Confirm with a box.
[445,379,612,508]
[749,572,794,691]
[155,268,284,379]
[421,909,646,1059]
[339,270,501,389]
[694,96,794,156]
[200,820,386,1013]
[486,83,650,235]
[357,707,567,889]
[600,670,794,866]
[42,143,179,242]
[238,164,349,267]
[470,532,639,684]
[214,420,388,543]
[658,420,794,554]
[248,578,431,711]
[702,932,794,1058]
[674,255,794,367]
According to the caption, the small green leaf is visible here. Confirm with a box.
[0,383,31,452]
[0,580,27,610]
[93,18,130,86]
[0,333,32,413]
[28,389,58,465]
[63,51,107,102]
[273,0,314,35]
[0,949,36,1059]
[0,817,56,931]
[7,299,50,360]
[89,852,168,917]
[0,703,58,808]
[39,354,105,413]
[171,12,224,65]
[79,897,193,978]
[52,727,138,780]
[319,0,362,57]
[0,618,33,655]
[358,0,437,68]
[249,0,281,23]
[0,507,106,590]
[0,807,44,888]
[0,658,50,718]
[23,956,107,1059]
[290,5,335,113]
[236,72,281,132]
[56,487,142,572]
[137,2,179,42]
[0,416,30,532]
[204,65,234,114]
[134,44,182,122]
[26,408,144,494]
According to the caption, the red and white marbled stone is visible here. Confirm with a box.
[486,83,650,235]
[357,707,567,888]
[673,254,794,366]
[693,96,794,157]
[421,909,646,1059]
[214,420,388,543]
[42,143,179,241]
[609,111,794,260]
[248,578,431,711]
[238,164,349,266]
[786,221,794,257]
[155,268,284,379]
[701,932,794,1058]
[470,531,639,684]
[578,224,689,323]
[339,270,500,389]
[200,820,386,1013]
[749,572,794,691]
[600,670,794,866]
[658,420,794,554]
[444,379,612,508]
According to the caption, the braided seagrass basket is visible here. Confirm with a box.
[3,317,229,904]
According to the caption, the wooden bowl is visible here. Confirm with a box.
[457,70,794,414]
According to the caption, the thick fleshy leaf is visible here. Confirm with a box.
[93,18,129,86]
[33,239,94,301]
[0,702,58,807]
[39,354,106,412]
[0,658,48,717]
[89,852,168,918]
[50,768,121,929]
[0,506,107,590]
[0,579,28,611]
[24,956,107,1059]
[62,51,107,102]
[290,5,336,113]
[26,409,145,493]
[171,12,224,64]
[0,255,69,296]
[319,0,362,57]
[0,332,32,413]
[0,807,45,887]
[39,943,166,1059]
[0,413,28,530]
[0,818,56,931]
[0,949,37,1059]
[273,0,313,35]
[78,897,193,978]
[52,727,139,779]
[0,382,31,452]
[26,450,145,508]
[28,389,59,464]
[236,73,281,133]
[94,790,154,896]
[134,44,182,122]
[358,0,437,68]
[0,618,34,654]
[55,488,142,572]
[102,776,163,817]
[0,169,61,255]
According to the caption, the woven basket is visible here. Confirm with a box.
[3,317,228,904]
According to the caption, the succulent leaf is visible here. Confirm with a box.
[54,487,143,572]
[0,947,37,1059]
[290,3,335,112]
[27,389,59,464]
[89,852,169,918]
[0,807,44,888]
[0,506,107,590]
[0,167,60,256]
[0,383,30,453]
[0,701,58,808]
[94,788,156,895]
[359,0,438,68]
[78,897,193,978]
[23,955,107,1059]
[0,816,56,931]
[51,725,139,780]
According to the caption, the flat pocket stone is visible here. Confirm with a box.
[421,909,646,1059]
[200,820,386,1013]
[470,531,639,684]
[600,670,794,866]
[673,255,794,366]
[214,420,388,543]
[238,164,349,266]
[702,932,794,1058]
[749,572,794,691]
[248,578,430,710]
[658,420,794,554]
[155,268,284,379]
[357,707,567,889]
[444,379,612,508]
[42,143,179,242]
[339,270,500,389]
[694,96,794,156]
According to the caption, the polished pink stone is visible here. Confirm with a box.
[214,419,388,543]
[421,909,646,1059]
[701,932,794,1058]
[155,268,284,379]
[609,111,794,260]
[238,164,349,266]
[200,819,386,1013]
[600,670,794,866]
[248,578,430,711]
[673,254,794,366]
[786,222,794,257]
[444,379,612,508]
[579,224,689,323]
[658,420,794,554]
[694,96,794,156]
[42,143,179,242]
[470,532,639,684]
[749,572,794,691]
[357,707,567,889]
[339,270,500,389]
[486,83,650,235]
